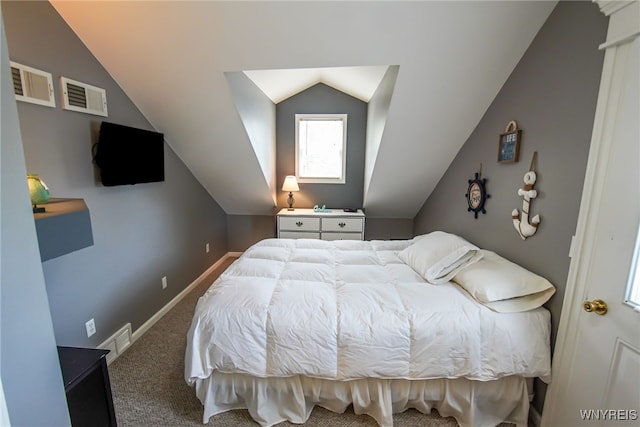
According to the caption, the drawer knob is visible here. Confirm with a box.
[296,221,303,227]
[338,222,346,228]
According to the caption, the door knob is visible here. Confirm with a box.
[583,299,608,315]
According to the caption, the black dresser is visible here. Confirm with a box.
[57,346,117,427]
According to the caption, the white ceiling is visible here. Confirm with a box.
[51,1,557,218]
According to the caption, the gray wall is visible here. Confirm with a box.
[363,65,409,233]
[365,218,413,241]
[225,71,277,200]
[276,83,367,210]
[413,0,607,411]
[227,215,277,252]
[364,65,399,198]
[0,8,70,426]
[2,1,228,347]
[228,80,413,247]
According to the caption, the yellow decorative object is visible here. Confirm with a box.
[27,174,50,212]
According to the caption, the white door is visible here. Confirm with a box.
[541,2,640,426]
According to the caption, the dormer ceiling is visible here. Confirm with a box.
[244,65,390,103]
[50,1,557,218]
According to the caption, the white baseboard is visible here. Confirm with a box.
[103,252,239,364]
[529,405,542,427]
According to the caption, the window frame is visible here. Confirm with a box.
[294,113,347,184]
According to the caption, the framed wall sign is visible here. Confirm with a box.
[498,120,522,163]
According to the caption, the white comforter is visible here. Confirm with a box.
[185,238,551,387]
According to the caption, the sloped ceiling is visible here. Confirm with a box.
[51,1,557,218]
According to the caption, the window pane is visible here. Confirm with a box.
[295,114,347,184]
[299,119,343,178]
[626,222,640,307]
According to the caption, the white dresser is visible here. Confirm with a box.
[276,208,365,240]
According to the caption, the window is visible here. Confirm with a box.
[295,114,347,184]
[625,222,640,309]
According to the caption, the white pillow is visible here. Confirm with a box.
[398,231,483,284]
[452,250,556,312]
[479,290,556,313]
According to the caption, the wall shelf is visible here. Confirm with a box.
[34,198,94,262]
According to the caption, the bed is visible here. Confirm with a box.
[185,232,554,427]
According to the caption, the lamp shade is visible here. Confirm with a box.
[282,175,299,192]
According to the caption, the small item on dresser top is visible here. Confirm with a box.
[343,208,358,213]
[313,204,331,213]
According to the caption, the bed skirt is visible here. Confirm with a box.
[193,372,532,427]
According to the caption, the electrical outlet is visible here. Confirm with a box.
[85,318,96,337]
[206,243,210,253]
[162,276,167,289]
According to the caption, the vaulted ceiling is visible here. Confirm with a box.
[51,1,557,218]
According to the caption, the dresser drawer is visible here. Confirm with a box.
[276,208,365,241]
[321,232,363,241]
[279,217,320,232]
[279,231,321,239]
[322,217,363,233]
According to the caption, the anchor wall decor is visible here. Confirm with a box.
[512,152,541,240]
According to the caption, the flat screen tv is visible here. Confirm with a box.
[94,121,164,186]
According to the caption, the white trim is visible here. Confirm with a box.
[599,29,640,50]
[101,252,240,364]
[597,0,640,51]
[597,0,636,17]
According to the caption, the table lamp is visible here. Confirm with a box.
[282,175,299,211]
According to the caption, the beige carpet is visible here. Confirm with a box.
[108,256,513,427]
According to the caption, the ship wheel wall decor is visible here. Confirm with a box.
[465,171,490,219]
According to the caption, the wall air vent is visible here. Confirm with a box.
[60,76,108,117]
[10,61,56,108]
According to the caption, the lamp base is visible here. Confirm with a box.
[33,204,45,213]
[287,192,295,211]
